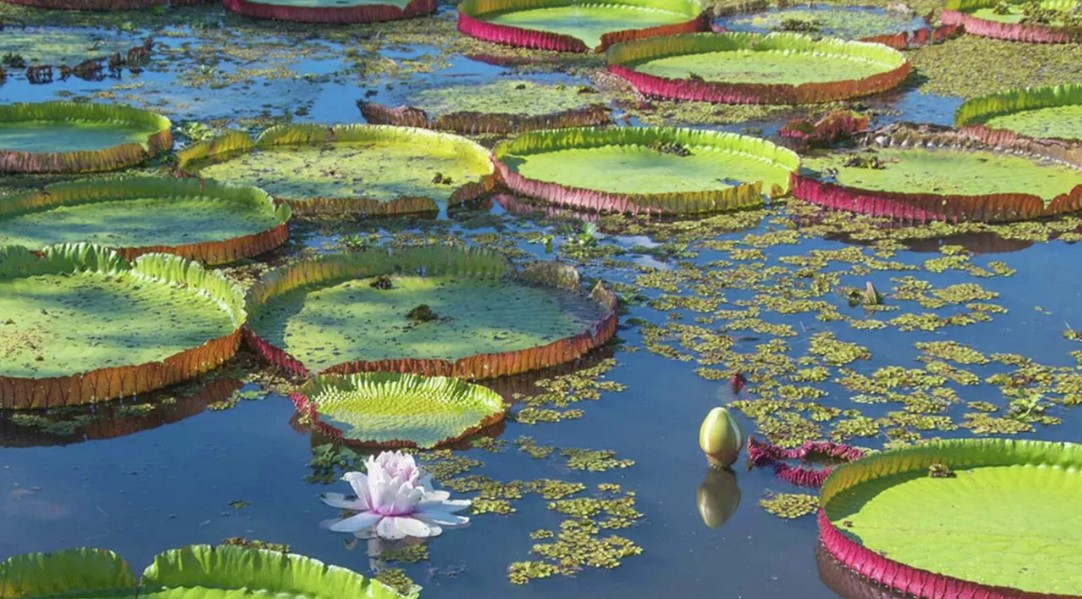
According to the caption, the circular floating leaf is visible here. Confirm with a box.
[820,438,1082,597]
[0,177,291,265]
[222,0,434,24]
[292,373,506,449]
[0,27,151,73]
[0,244,245,410]
[956,83,1082,155]
[245,246,618,379]
[0,544,410,598]
[360,79,611,135]
[178,125,496,217]
[0,102,172,174]
[493,126,799,215]
[457,0,708,53]
[716,4,937,48]
[606,32,910,104]
[941,0,1082,43]
[794,128,1082,222]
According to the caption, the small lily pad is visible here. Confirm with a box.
[292,373,506,449]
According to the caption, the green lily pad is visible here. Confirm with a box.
[0,244,245,409]
[484,5,692,49]
[0,102,172,173]
[801,147,1082,204]
[966,0,1077,26]
[0,177,290,265]
[178,125,494,217]
[821,439,1082,596]
[0,26,147,66]
[0,544,411,598]
[956,83,1082,142]
[606,32,910,104]
[718,5,927,40]
[294,373,506,449]
[493,126,798,214]
[245,246,617,379]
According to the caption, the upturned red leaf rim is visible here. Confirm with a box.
[605,32,910,105]
[222,0,434,24]
[244,245,619,380]
[0,0,208,10]
[457,0,709,53]
[819,438,1082,599]
[0,176,291,265]
[0,102,172,174]
[791,124,1082,223]
[941,0,1082,43]
[492,126,800,216]
[290,372,507,449]
[0,244,246,410]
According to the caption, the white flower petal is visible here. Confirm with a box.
[320,493,367,511]
[415,509,470,527]
[376,516,410,540]
[341,472,371,508]
[421,490,450,502]
[324,511,383,533]
[390,516,436,538]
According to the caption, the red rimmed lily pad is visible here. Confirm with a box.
[820,438,1082,598]
[0,102,172,174]
[177,125,497,217]
[492,126,799,215]
[0,0,206,10]
[223,0,434,24]
[941,0,1082,43]
[359,79,611,135]
[793,125,1082,222]
[0,244,246,410]
[606,32,910,104]
[457,0,709,53]
[245,246,618,380]
[0,177,291,265]
[291,373,507,449]
[956,84,1082,166]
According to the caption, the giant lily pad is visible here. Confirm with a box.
[245,246,618,379]
[956,83,1082,157]
[493,126,799,215]
[0,244,245,410]
[0,177,291,265]
[0,27,152,81]
[793,126,1082,222]
[292,373,506,449]
[715,4,957,49]
[0,544,411,598]
[0,102,172,174]
[177,125,496,217]
[941,0,1082,43]
[820,438,1082,597]
[457,0,708,53]
[222,0,434,24]
[606,32,910,104]
[360,79,611,135]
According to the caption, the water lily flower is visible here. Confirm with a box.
[320,451,470,540]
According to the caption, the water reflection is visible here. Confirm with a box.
[0,376,243,448]
[816,544,905,599]
[696,467,741,529]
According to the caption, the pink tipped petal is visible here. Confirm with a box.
[326,511,383,533]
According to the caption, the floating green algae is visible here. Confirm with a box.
[408,80,600,117]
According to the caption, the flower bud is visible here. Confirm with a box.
[699,407,744,468]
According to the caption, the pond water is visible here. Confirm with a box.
[0,3,1081,599]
